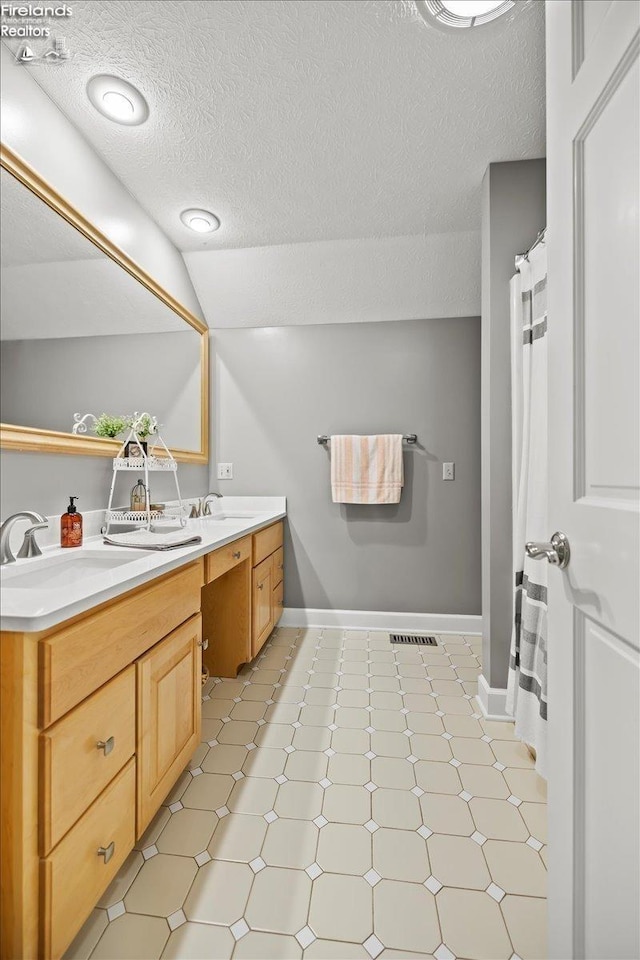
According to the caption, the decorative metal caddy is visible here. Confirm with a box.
[103,426,187,536]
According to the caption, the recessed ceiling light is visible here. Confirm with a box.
[180,208,221,233]
[86,75,149,125]
[416,0,516,29]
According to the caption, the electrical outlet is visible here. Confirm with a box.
[217,462,233,480]
[442,462,455,481]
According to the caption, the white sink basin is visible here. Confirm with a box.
[1,549,150,590]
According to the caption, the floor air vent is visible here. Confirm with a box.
[390,634,438,646]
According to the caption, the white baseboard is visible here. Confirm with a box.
[280,607,482,635]
[475,673,513,721]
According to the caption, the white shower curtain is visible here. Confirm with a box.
[506,243,548,778]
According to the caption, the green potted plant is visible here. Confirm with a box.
[125,412,159,457]
[93,413,130,439]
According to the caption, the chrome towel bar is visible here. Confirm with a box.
[317,434,418,445]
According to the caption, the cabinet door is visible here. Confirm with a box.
[252,557,273,657]
[136,614,202,835]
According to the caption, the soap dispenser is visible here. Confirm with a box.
[61,496,83,548]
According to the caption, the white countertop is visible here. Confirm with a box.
[0,497,286,633]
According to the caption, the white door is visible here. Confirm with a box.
[546,2,639,958]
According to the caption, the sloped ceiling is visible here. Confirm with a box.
[5,0,545,254]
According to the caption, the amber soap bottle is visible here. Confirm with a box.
[60,496,83,548]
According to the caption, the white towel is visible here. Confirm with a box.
[104,530,202,550]
[330,435,404,504]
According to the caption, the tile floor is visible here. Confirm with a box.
[65,628,547,960]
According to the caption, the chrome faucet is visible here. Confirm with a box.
[0,511,49,565]
[189,492,223,518]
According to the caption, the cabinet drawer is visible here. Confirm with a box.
[273,580,284,625]
[39,560,204,727]
[272,547,284,586]
[41,758,135,960]
[40,666,135,855]
[205,535,251,583]
[252,521,283,566]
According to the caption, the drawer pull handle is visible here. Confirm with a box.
[198,638,210,650]
[257,583,264,590]
[232,550,241,559]
[97,737,115,756]
[97,842,115,864]
[278,563,284,570]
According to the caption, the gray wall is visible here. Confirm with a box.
[481,159,546,688]
[0,46,208,518]
[1,331,201,451]
[211,317,481,614]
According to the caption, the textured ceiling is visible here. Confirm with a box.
[4,0,546,253]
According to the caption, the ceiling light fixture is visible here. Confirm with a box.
[416,0,516,29]
[180,208,221,233]
[86,75,149,125]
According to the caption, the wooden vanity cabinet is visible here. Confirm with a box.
[251,521,284,657]
[0,559,204,960]
[202,520,285,677]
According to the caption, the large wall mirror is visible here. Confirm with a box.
[0,146,208,463]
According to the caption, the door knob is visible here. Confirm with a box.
[525,531,570,569]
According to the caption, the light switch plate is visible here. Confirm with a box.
[217,463,233,479]
[443,462,455,481]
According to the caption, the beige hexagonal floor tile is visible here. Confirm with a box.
[373,828,430,883]
[504,768,548,803]
[217,720,259,745]
[468,797,529,842]
[242,747,288,779]
[183,859,253,925]
[519,801,548,843]
[331,728,370,755]
[201,743,248,775]
[245,866,312,935]
[181,773,234,811]
[124,854,198,918]
[155,807,218,856]
[275,780,324,820]
[450,737,496,766]
[414,760,462,796]
[261,817,319,869]
[323,784,371,825]
[501,894,547,959]
[304,939,369,958]
[373,880,440,954]
[419,794,475,836]
[327,752,371,786]
[427,833,491,890]
[227,776,278,815]
[316,822,372,875]
[437,887,512,959]
[370,757,415,791]
[161,921,234,959]
[207,812,267,862]
[90,913,169,960]
[309,873,373,943]
[458,764,510,800]
[285,750,329,782]
[372,788,422,830]
[234,931,302,959]
[483,840,547,897]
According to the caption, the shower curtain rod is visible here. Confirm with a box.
[515,228,546,267]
